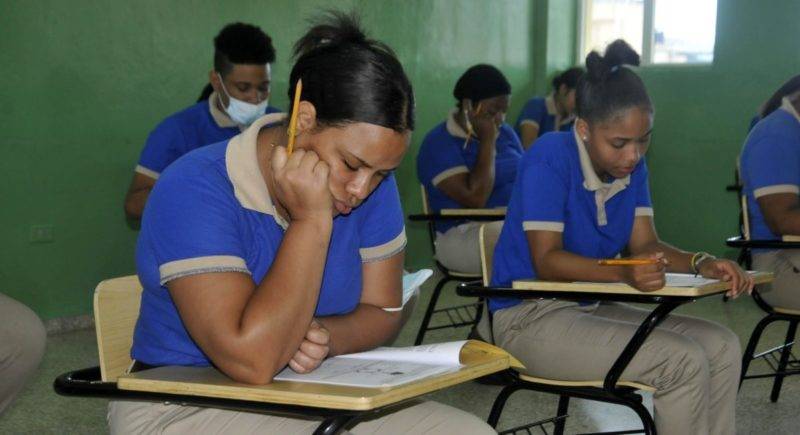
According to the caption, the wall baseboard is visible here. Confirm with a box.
[45,314,94,335]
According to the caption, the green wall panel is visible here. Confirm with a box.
[0,0,536,319]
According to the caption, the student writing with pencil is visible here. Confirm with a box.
[486,40,752,435]
[110,12,494,434]
[416,65,523,274]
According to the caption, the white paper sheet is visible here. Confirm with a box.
[273,358,457,388]
[339,340,467,366]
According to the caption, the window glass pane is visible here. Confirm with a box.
[653,0,716,64]
[582,0,644,59]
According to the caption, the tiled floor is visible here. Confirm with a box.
[1,271,798,434]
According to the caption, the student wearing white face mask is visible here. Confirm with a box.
[124,22,281,220]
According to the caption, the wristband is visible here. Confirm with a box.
[691,251,716,275]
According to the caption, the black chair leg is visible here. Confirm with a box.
[487,382,523,428]
[628,399,656,435]
[770,319,798,402]
[552,395,570,435]
[414,275,451,345]
[740,314,777,388]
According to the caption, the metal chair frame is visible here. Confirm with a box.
[407,186,501,345]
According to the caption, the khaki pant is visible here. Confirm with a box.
[108,399,494,435]
[491,300,740,435]
[0,292,46,415]
[752,249,800,311]
[434,222,482,275]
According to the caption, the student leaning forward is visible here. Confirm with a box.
[484,40,753,435]
[109,11,494,435]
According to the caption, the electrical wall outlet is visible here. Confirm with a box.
[30,225,55,243]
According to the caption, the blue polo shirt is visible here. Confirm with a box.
[514,94,575,147]
[417,110,523,233]
[135,91,281,179]
[131,113,407,367]
[741,97,800,244]
[490,130,654,312]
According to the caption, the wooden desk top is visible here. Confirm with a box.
[439,207,506,217]
[512,271,773,298]
[783,235,800,242]
[117,341,519,411]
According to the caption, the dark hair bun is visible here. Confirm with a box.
[288,9,415,133]
[293,11,369,59]
[585,39,640,83]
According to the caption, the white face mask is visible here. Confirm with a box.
[217,73,269,126]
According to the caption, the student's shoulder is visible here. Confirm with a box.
[745,110,800,154]
[527,131,575,160]
[153,101,209,133]
[418,121,455,151]
[158,139,230,188]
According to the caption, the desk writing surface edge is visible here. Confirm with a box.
[510,271,773,297]
[116,348,512,411]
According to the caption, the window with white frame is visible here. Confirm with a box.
[578,0,717,65]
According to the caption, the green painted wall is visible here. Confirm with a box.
[0,0,536,319]
[9,0,791,320]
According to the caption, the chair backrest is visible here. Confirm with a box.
[94,275,142,382]
[420,184,431,215]
[741,193,751,241]
[419,185,439,255]
[479,221,504,286]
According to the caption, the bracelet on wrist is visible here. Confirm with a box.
[691,251,716,275]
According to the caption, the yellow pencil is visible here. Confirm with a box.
[598,259,660,266]
[287,79,303,155]
[463,102,483,149]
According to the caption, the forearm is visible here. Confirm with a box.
[234,219,332,378]
[770,208,800,235]
[630,240,693,273]
[464,138,497,206]
[536,249,624,282]
[124,189,150,219]
[317,304,402,356]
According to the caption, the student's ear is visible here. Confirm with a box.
[209,70,222,94]
[575,118,590,142]
[294,101,318,136]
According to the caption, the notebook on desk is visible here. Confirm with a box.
[512,271,773,297]
[117,340,522,411]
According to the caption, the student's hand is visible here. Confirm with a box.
[698,258,754,298]
[271,146,333,222]
[621,252,668,292]
[469,107,499,143]
[288,320,331,374]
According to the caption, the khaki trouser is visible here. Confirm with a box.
[0,292,46,415]
[491,300,741,435]
[434,222,482,275]
[752,249,800,311]
[108,399,494,435]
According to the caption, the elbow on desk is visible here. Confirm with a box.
[222,359,282,385]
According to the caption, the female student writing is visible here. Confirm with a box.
[489,40,753,435]
[741,74,800,311]
[514,67,584,149]
[110,12,494,434]
[416,65,523,274]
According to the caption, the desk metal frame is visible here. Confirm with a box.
[457,281,722,435]
[407,213,502,345]
[726,236,800,402]
[54,367,375,435]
